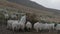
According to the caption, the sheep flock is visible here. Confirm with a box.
[6,15,60,32]
[1,10,60,32]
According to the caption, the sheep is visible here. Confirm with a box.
[42,23,50,30]
[38,23,44,31]
[11,21,19,31]
[26,21,32,31]
[18,15,26,31]
[9,20,23,31]
[34,22,40,32]
[48,23,55,30]
[41,23,55,32]
[11,15,26,31]
[55,24,60,31]
[20,15,26,24]
[10,14,17,19]
[47,23,55,32]
[7,20,14,30]
[4,13,9,19]
[7,20,18,30]
[7,15,26,32]
[54,24,60,33]
[19,22,25,32]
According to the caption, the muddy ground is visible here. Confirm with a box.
[0,24,60,34]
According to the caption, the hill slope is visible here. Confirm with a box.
[7,0,60,14]
[0,0,60,23]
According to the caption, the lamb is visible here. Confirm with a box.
[26,21,32,31]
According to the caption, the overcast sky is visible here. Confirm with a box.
[30,0,60,10]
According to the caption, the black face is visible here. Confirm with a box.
[54,23,57,27]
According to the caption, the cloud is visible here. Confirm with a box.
[30,0,60,10]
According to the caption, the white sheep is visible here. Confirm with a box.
[10,14,17,19]
[11,15,26,31]
[4,13,9,19]
[11,21,19,31]
[54,24,60,32]
[7,20,14,29]
[7,15,26,31]
[20,15,26,24]
[7,20,18,30]
[19,22,25,31]
[18,15,26,31]
[39,23,43,31]
[55,24,60,31]
[47,23,54,32]
[34,22,40,32]
[48,23,55,30]
[26,21,32,31]
[41,23,55,32]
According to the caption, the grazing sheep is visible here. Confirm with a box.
[26,21,32,31]
[34,22,40,32]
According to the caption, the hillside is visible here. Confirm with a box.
[7,0,60,14]
[7,0,46,10]
[0,0,60,23]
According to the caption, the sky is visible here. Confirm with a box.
[30,0,60,10]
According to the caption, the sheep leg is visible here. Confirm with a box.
[22,29,24,32]
[49,30,50,32]
[37,29,38,32]
[28,28,30,32]
[12,26,15,32]
[7,25,9,29]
